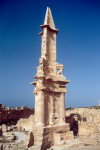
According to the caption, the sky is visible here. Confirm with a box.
[0,0,100,108]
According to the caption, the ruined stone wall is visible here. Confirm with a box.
[16,114,35,131]
[0,107,34,125]
[66,107,100,138]
[42,124,74,150]
[33,124,74,150]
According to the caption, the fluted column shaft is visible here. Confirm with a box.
[35,91,44,126]
[60,93,66,124]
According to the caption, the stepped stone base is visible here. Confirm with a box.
[33,124,74,150]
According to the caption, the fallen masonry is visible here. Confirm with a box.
[0,106,100,149]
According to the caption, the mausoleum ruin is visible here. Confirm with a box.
[31,7,73,149]
[32,7,69,127]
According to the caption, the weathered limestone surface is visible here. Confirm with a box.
[30,7,73,149]
[32,124,74,150]
[45,107,100,150]
[65,107,100,149]
[16,114,34,131]
[0,107,100,149]
[2,124,7,133]
[0,131,31,150]
[42,124,74,149]
[32,7,69,127]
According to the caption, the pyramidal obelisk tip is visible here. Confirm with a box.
[44,7,55,29]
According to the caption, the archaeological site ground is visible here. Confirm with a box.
[0,7,100,150]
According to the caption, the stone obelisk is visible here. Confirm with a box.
[31,7,74,149]
[32,7,69,127]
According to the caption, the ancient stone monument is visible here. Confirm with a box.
[32,7,73,149]
[33,7,69,127]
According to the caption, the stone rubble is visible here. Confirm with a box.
[0,107,100,149]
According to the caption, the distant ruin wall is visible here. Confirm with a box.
[66,107,100,137]
[0,106,34,125]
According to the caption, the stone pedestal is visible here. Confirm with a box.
[33,124,74,150]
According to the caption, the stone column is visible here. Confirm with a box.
[35,91,44,126]
[49,95,54,126]
[59,93,66,124]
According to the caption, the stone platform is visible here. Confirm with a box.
[33,124,74,150]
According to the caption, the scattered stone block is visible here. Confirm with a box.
[2,124,7,133]
[54,133,61,145]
